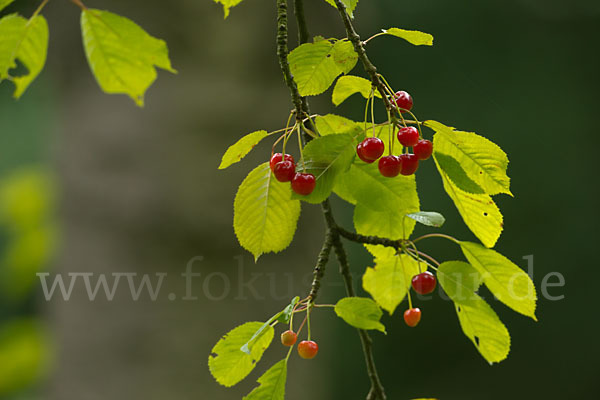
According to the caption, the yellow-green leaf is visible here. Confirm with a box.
[323,0,359,17]
[331,39,358,74]
[0,0,15,12]
[438,261,511,364]
[209,322,274,387]
[219,130,268,169]
[335,297,386,333]
[214,0,244,18]
[234,163,301,261]
[0,14,49,98]
[81,9,176,106]
[363,254,423,314]
[382,27,434,46]
[460,242,537,320]
[427,120,511,196]
[243,359,287,400]
[332,75,381,106]
[314,114,361,136]
[434,153,503,248]
[288,40,343,96]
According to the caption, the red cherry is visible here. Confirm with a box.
[414,139,433,160]
[411,271,437,295]
[356,143,375,163]
[274,160,296,182]
[378,155,402,178]
[404,308,421,327]
[399,153,419,176]
[397,127,419,147]
[298,340,319,359]
[270,153,294,171]
[358,137,385,161]
[394,91,413,112]
[291,173,316,195]
[281,330,297,347]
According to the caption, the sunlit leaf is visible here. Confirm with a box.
[382,27,434,46]
[323,0,359,17]
[405,211,445,228]
[214,0,245,18]
[0,0,15,13]
[219,130,268,169]
[314,113,362,136]
[209,322,274,387]
[234,163,301,261]
[81,9,176,106]
[332,75,381,106]
[243,359,287,400]
[334,297,386,333]
[288,40,346,96]
[438,261,510,364]
[0,14,49,98]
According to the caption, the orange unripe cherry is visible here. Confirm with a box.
[280,330,297,347]
[297,340,319,359]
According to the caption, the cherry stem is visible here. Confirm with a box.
[412,233,460,244]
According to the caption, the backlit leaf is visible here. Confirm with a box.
[288,40,345,96]
[243,359,287,400]
[234,163,301,261]
[81,9,176,106]
[332,75,381,106]
[334,297,386,333]
[382,27,434,46]
[219,130,268,169]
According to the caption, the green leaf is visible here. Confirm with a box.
[209,322,274,387]
[334,297,386,333]
[332,75,382,106]
[0,14,49,98]
[363,254,423,314]
[434,154,503,248]
[382,28,434,46]
[335,162,419,211]
[0,0,15,13]
[331,39,358,74]
[354,203,418,260]
[219,130,268,169]
[288,40,345,96]
[80,9,176,106]
[243,359,287,400]
[323,0,359,17]
[460,242,537,320]
[427,120,512,196]
[314,114,361,136]
[241,297,299,354]
[438,261,510,364]
[292,133,357,203]
[434,152,485,194]
[234,163,301,261]
[405,211,445,228]
[214,0,244,18]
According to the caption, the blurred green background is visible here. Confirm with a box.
[0,0,598,399]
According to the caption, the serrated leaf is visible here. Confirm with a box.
[382,28,434,46]
[288,40,343,96]
[334,297,386,333]
[209,322,274,387]
[331,40,357,74]
[438,261,510,364]
[434,152,485,194]
[460,242,537,320]
[241,297,299,354]
[354,203,418,260]
[292,133,357,203]
[214,0,244,18]
[427,120,511,196]
[434,154,503,248]
[332,75,382,106]
[406,211,445,228]
[219,130,268,169]
[0,0,14,13]
[81,9,176,106]
[234,163,301,261]
[0,14,49,98]
[363,254,423,314]
[335,162,419,211]
[323,0,359,17]
[243,359,287,400]
[314,114,361,136]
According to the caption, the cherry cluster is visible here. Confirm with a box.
[404,271,437,327]
[270,153,316,196]
[280,330,319,359]
[356,91,433,178]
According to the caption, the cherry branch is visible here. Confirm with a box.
[336,226,402,249]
